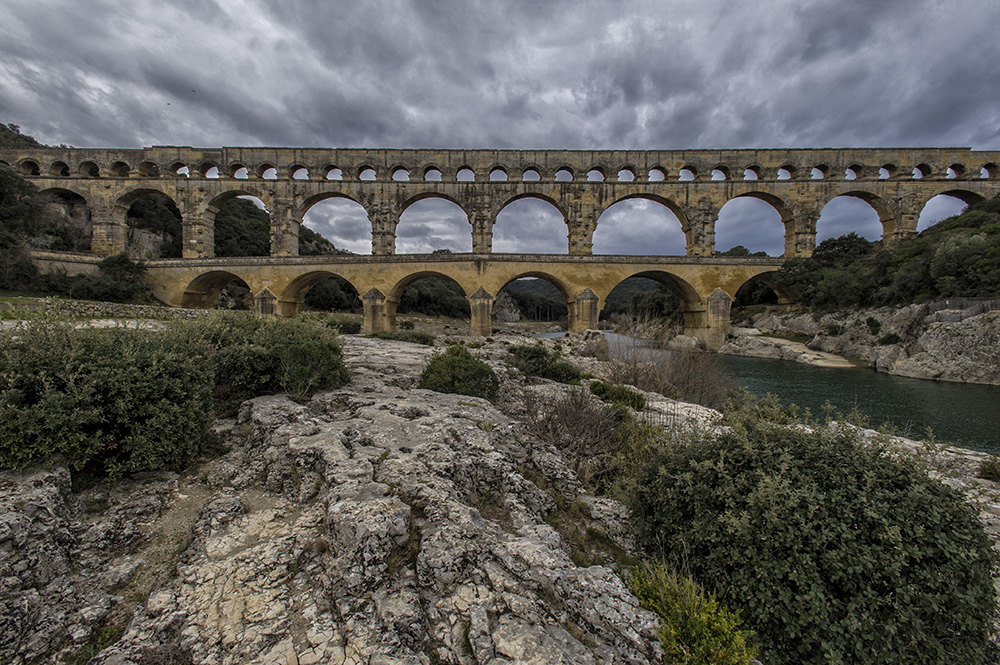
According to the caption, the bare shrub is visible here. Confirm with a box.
[607,337,731,408]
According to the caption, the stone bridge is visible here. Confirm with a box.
[6,146,1000,346]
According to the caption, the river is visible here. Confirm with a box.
[544,332,1000,454]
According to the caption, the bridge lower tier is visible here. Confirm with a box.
[30,252,787,349]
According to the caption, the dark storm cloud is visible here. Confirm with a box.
[2,1,998,249]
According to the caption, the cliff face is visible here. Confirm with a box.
[1,337,661,665]
[730,305,1000,385]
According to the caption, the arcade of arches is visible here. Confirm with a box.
[8,145,1000,347]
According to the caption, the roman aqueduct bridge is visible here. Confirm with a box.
[4,146,999,347]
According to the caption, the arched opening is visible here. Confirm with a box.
[18,160,40,176]
[261,166,278,180]
[617,168,635,182]
[182,271,253,310]
[456,168,475,182]
[49,161,70,177]
[982,164,996,179]
[204,166,220,179]
[301,195,370,254]
[394,273,470,320]
[810,167,825,180]
[392,168,410,182]
[816,195,884,244]
[555,169,573,182]
[495,276,568,326]
[711,168,727,181]
[845,167,859,180]
[600,270,701,333]
[283,271,362,314]
[494,196,567,253]
[731,275,780,316]
[292,167,310,180]
[522,169,540,181]
[36,189,91,252]
[213,196,271,257]
[138,161,160,177]
[593,197,686,255]
[124,191,182,259]
[489,168,508,182]
[879,165,896,179]
[648,168,665,182]
[917,192,980,231]
[743,168,759,181]
[913,164,931,179]
[678,168,695,181]
[397,196,472,253]
[325,167,343,180]
[424,168,442,182]
[169,163,188,177]
[715,196,786,257]
[586,169,605,182]
[776,168,792,180]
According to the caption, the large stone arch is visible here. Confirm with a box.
[397,192,473,253]
[278,270,363,318]
[820,190,898,241]
[112,186,183,258]
[718,191,796,257]
[36,187,92,252]
[598,193,696,255]
[731,270,797,306]
[494,194,570,254]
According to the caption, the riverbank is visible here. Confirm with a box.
[726,303,1000,385]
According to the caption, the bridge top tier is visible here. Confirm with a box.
[3,146,999,182]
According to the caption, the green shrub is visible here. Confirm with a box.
[325,315,362,334]
[418,345,498,401]
[629,562,758,665]
[509,344,581,383]
[589,380,646,411]
[399,320,415,330]
[367,330,436,346]
[977,455,1000,482]
[0,320,213,480]
[629,418,998,665]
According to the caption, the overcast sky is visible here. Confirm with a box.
[3,0,998,255]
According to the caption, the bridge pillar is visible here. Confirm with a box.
[363,288,393,333]
[685,198,717,257]
[370,210,399,255]
[570,288,599,332]
[90,204,126,256]
[684,288,732,351]
[269,201,299,257]
[471,208,493,253]
[786,208,818,257]
[469,287,494,336]
[182,216,214,258]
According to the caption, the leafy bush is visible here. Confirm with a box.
[325,315,362,334]
[589,379,646,411]
[509,344,581,383]
[630,562,758,665]
[977,455,1000,482]
[629,418,998,665]
[368,329,435,345]
[0,320,214,480]
[418,345,498,401]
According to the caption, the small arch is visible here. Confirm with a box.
[678,168,695,181]
[325,166,343,180]
[617,168,635,182]
[231,165,249,179]
[292,166,310,180]
[195,162,215,178]
[181,271,253,310]
[743,167,760,181]
[397,194,472,253]
[880,164,897,179]
[522,168,541,181]
[301,193,371,255]
[456,167,475,182]
[137,161,159,177]
[168,162,188,177]
[204,166,220,179]
[912,164,931,179]
[18,160,40,176]
[79,161,101,177]
[586,168,605,182]
[776,167,792,180]
[496,276,568,325]
[554,168,573,182]
[594,196,687,255]
[981,163,996,179]
[810,167,825,180]
[258,164,277,179]
[391,272,471,319]
[494,195,568,253]
[647,168,666,182]
[423,167,443,182]
[110,161,131,178]
[711,166,729,181]
[283,271,362,312]
[392,167,410,182]
[359,167,377,181]
[844,166,860,180]
[489,168,508,182]
[946,167,959,179]
[49,161,70,177]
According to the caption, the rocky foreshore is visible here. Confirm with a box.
[723,303,1000,385]
[2,332,999,664]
